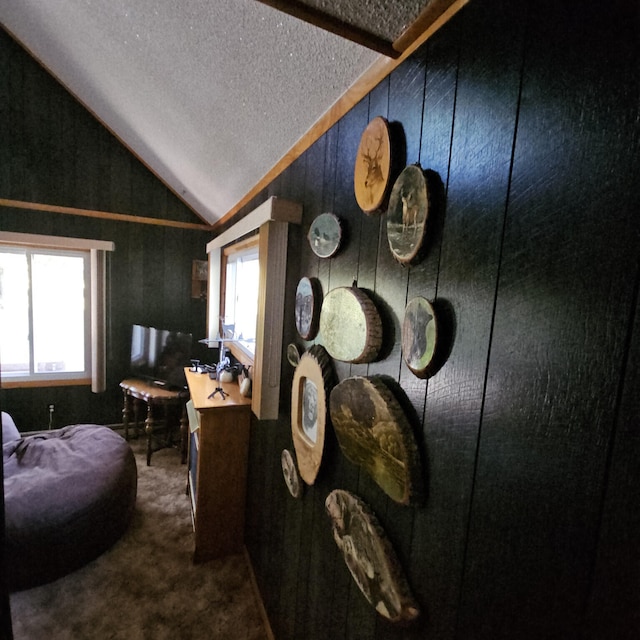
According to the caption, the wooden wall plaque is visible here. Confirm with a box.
[386,164,430,265]
[295,276,322,340]
[354,116,392,214]
[281,449,303,498]
[325,489,420,623]
[329,376,423,505]
[319,286,382,363]
[402,296,438,378]
[308,212,343,258]
[290,345,335,485]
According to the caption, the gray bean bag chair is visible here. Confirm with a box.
[3,413,137,592]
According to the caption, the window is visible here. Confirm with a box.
[0,232,114,390]
[221,236,260,358]
[207,197,302,419]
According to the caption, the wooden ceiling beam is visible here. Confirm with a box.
[253,0,400,58]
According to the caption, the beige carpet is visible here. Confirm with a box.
[9,436,269,640]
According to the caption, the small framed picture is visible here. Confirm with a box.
[295,276,322,340]
[402,296,438,378]
[386,164,430,265]
[308,212,343,258]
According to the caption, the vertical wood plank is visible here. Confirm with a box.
[459,1,640,638]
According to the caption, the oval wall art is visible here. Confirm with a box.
[281,449,303,499]
[402,296,438,378]
[386,164,430,265]
[290,345,335,485]
[319,286,382,364]
[329,376,423,506]
[295,276,322,340]
[308,212,343,258]
[354,116,393,214]
[325,489,420,623]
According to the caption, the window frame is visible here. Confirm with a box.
[0,232,114,391]
[220,234,260,364]
[206,197,302,420]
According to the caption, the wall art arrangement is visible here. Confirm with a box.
[308,212,343,258]
[329,376,423,506]
[319,286,382,364]
[402,296,438,378]
[325,489,420,624]
[295,276,322,340]
[290,344,336,485]
[281,116,453,623]
[354,116,393,215]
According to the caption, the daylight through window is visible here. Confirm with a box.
[0,232,113,389]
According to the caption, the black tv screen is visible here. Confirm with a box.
[130,324,192,389]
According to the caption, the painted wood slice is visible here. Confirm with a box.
[291,345,335,485]
[295,276,322,340]
[354,116,392,214]
[286,343,301,367]
[402,296,438,378]
[319,287,382,363]
[386,164,429,265]
[329,376,423,505]
[325,490,420,623]
[281,449,303,498]
[308,212,342,258]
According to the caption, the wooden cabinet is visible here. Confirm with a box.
[184,368,252,563]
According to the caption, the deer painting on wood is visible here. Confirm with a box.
[386,164,432,265]
[361,133,385,206]
[354,116,392,214]
[401,189,419,236]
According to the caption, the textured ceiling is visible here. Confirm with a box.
[0,1,434,225]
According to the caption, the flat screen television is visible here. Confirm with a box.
[130,324,193,389]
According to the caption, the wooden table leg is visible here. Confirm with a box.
[122,390,131,441]
[145,402,154,466]
[180,403,188,464]
[132,398,141,439]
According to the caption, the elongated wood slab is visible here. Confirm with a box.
[325,489,420,623]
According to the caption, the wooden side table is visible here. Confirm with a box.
[184,368,252,562]
[120,378,189,466]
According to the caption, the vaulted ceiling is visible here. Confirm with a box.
[0,1,463,227]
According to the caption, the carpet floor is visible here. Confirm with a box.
[9,436,269,640]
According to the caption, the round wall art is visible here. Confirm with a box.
[295,276,322,340]
[319,286,382,364]
[354,116,393,214]
[290,345,335,485]
[402,296,438,378]
[329,375,423,506]
[386,164,430,265]
[308,212,343,258]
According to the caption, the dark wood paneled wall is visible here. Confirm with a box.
[0,29,210,430]
[242,0,640,638]
[1,0,638,636]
